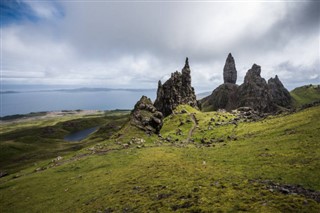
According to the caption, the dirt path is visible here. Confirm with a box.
[186,113,197,142]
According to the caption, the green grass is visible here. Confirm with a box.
[0,111,130,173]
[0,106,319,212]
[290,84,320,107]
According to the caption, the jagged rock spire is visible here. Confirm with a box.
[154,58,198,116]
[244,64,263,84]
[238,64,275,112]
[223,53,237,84]
[268,75,292,107]
[201,55,292,113]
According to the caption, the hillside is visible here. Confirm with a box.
[0,105,319,212]
[291,84,320,107]
[0,110,130,173]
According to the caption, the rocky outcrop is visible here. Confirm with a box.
[268,75,292,107]
[200,54,292,113]
[223,53,237,84]
[237,64,276,112]
[201,83,239,111]
[130,96,163,134]
[201,53,239,111]
[154,58,198,116]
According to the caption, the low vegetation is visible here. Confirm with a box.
[0,110,130,173]
[0,104,319,212]
[291,84,320,107]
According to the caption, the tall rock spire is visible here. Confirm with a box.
[201,55,292,113]
[184,57,189,69]
[154,58,198,116]
[223,53,237,84]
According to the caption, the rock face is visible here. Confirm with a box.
[201,53,238,111]
[223,53,237,84]
[237,64,276,112]
[130,96,163,134]
[201,83,239,111]
[154,58,198,116]
[200,54,292,113]
[268,75,292,107]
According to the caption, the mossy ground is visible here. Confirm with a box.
[0,106,319,212]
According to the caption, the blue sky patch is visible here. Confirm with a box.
[0,0,64,26]
[1,0,39,25]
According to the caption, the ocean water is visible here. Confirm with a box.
[0,90,156,117]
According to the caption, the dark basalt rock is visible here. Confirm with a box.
[268,75,292,107]
[200,53,239,112]
[223,53,237,84]
[238,64,276,112]
[130,96,163,134]
[201,53,292,113]
[201,83,239,111]
[154,58,198,116]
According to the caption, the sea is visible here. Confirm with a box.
[0,85,157,117]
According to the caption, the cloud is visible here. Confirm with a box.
[1,1,319,91]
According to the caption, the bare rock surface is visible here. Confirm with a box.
[201,54,292,113]
[201,83,239,111]
[223,53,237,84]
[268,75,292,107]
[154,58,198,116]
[130,96,163,134]
[237,64,276,112]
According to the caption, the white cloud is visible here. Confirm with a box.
[1,1,319,91]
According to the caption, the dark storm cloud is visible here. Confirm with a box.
[258,1,319,48]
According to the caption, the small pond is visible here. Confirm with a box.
[64,126,99,142]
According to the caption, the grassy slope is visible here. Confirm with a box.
[290,84,320,107]
[0,111,130,173]
[0,106,319,212]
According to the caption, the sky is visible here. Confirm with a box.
[1,0,319,91]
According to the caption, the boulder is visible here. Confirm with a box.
[130,96,163,134]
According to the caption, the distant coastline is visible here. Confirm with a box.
[0,89,157,117]
[0,87,156,94]
[0,109,131,122]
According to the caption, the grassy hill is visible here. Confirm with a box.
[290,84,320,107]
[0,106,319,212]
